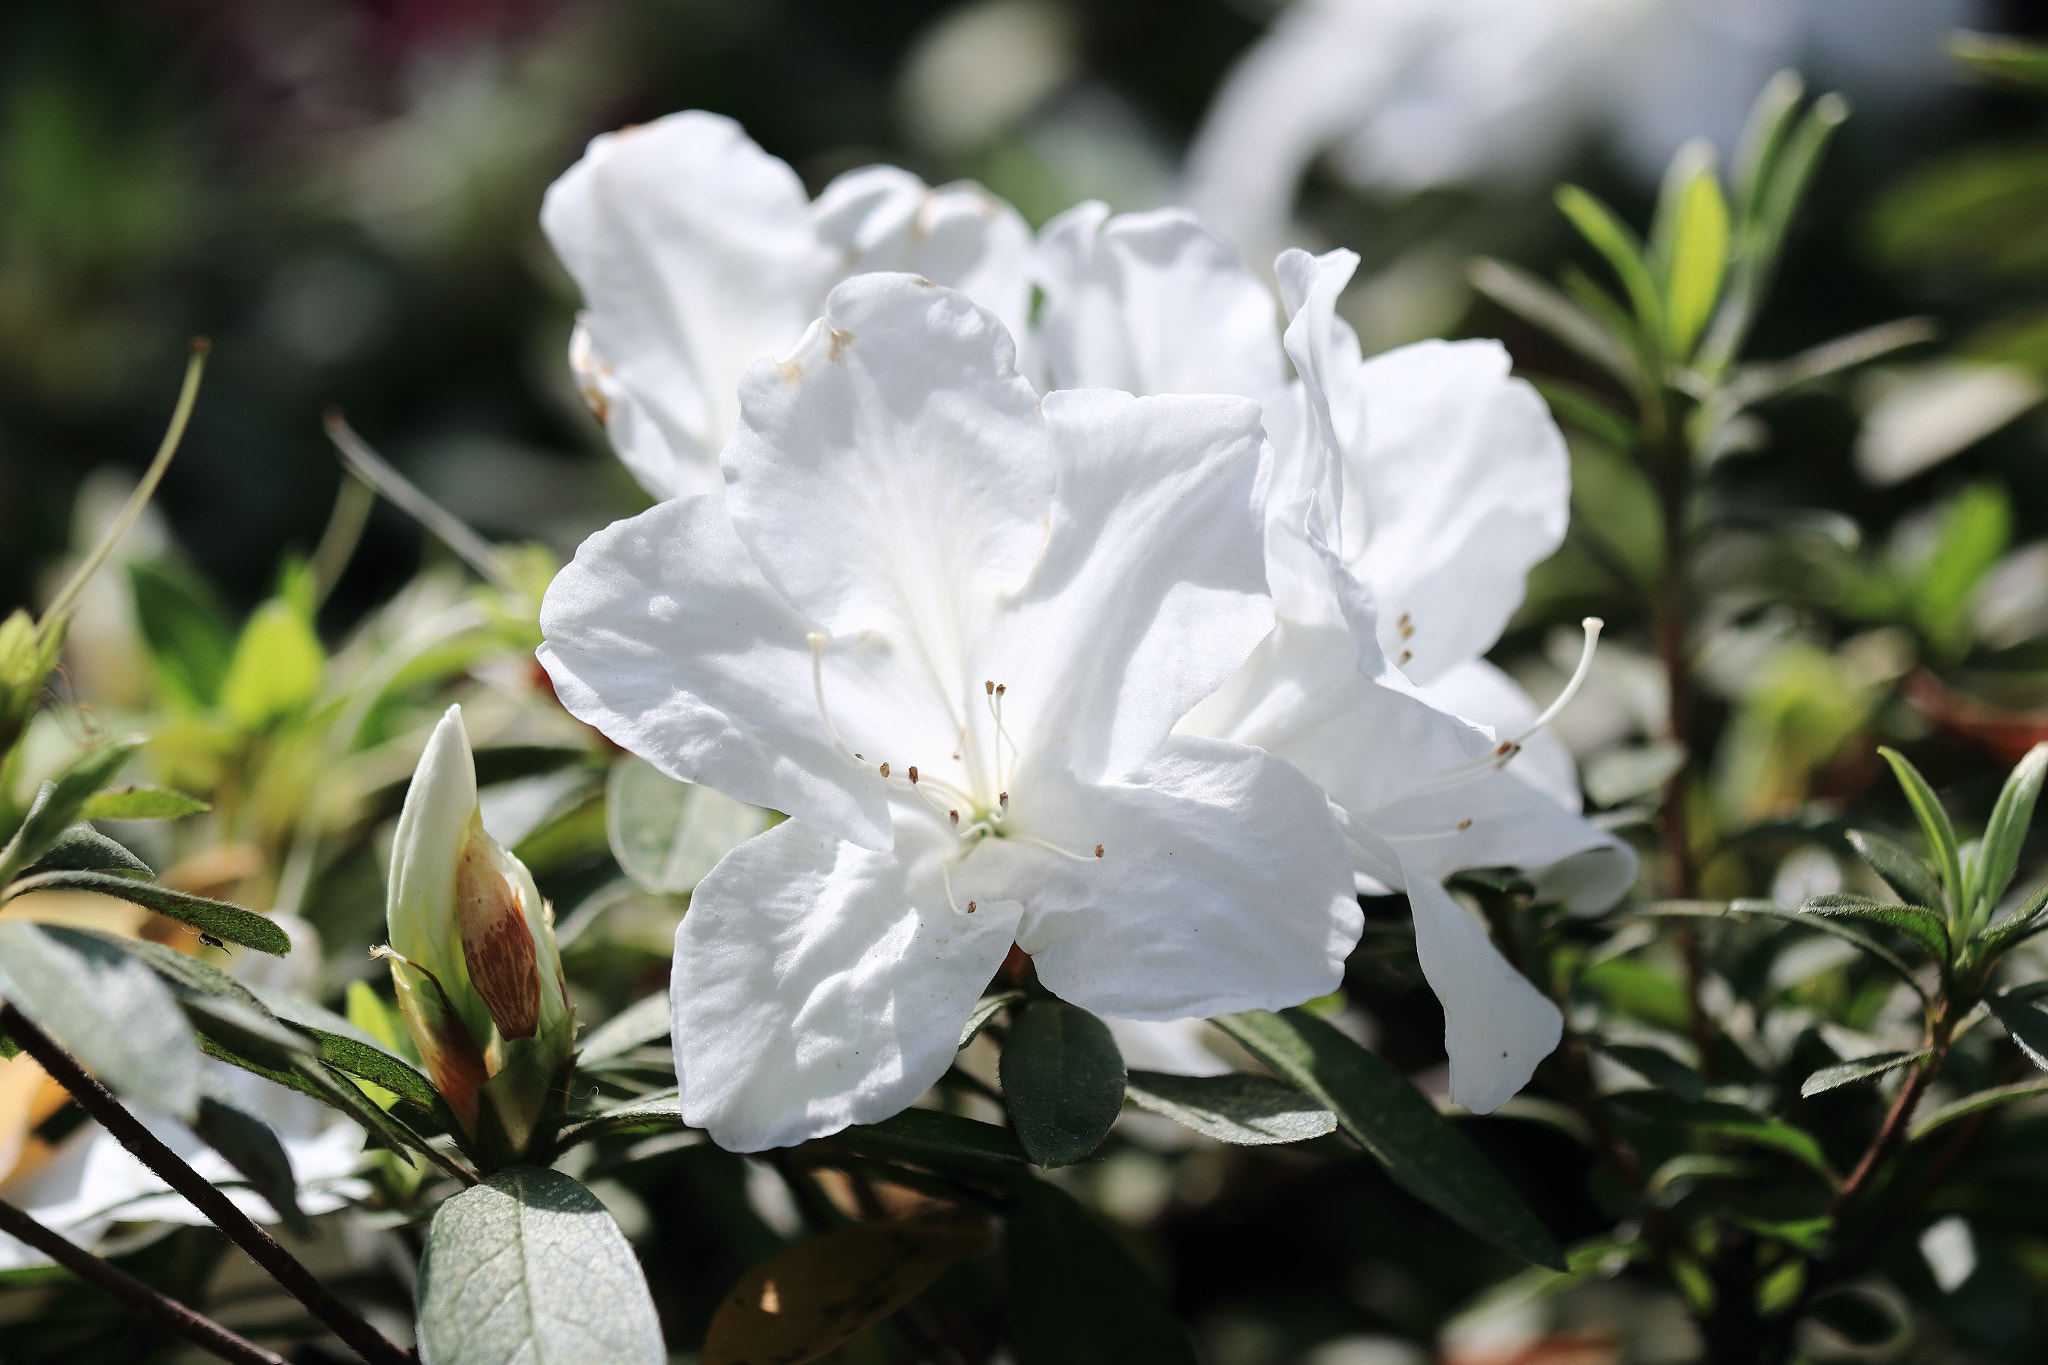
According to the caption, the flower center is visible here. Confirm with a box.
[808,633,1104,913]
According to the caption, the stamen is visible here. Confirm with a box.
[1508,617,1603,745]
[808,633,859,764]
[1397,649,1412,666]
[879,762,890,778]
[950,810,959,825]
[968,900,977,913]
[1094,844,1104,858]
[908,766,918,783]
[985,683,1019,790]
[1399,613,1414,640]
[1012,833,1103,863]
[1457,819,1472,830]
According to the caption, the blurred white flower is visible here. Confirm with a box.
[542,111,1033,501]
[1036,205,1635,1109]
[1184,0,1979,266]
[539,274,1360,1151]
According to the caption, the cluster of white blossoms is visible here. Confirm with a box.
[536,111,1636,1152]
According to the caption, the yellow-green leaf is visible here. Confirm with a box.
[218,599,324,729]
[702,1215,992,1365]
[1666,168,1730,355]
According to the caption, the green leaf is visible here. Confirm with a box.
[1528,378,1637,452]
[828,1109,1028,1168]
[1468,258,1638,387]
[1986,992,2048,1070]
[128,561,234,709]
[1950,31,2048,91]
[1800,894,1951,961]
[0,740,142,882]
[1876,749,1964,910]
[1976,882,2048,960]
[1556,185,1666,351]
[1000,1000,1125,1168]
[1732,71,1806,227]
[254,990,443,1114]
[417,1167,664,1365]
[195,1085,309,1237]
[1972,742,2048,917]
[703,1215,992,1365]
[1660,150,1731,355]
[1642,900,1929,1001]
[1611,1091,1837,1181]
[577,991,671,1071]
[2,870,290,955]
[1806,1287,1910,1349]
[1800,1050,1927,1098]
[80,786,209,821]
[605,756,773,894]
[959,991,1022,1049]
[1124,1070,1336,1145]
[0,922,203,1120]
[1908,482,2010,660]
[218,598,325,729]
[1006,1181,1199,1365]
[1214,1009,1564,1269]
[540,1092,685,1156]
[1597,1043,1704,1102]
[23,824,151,879]
[1910,1078,2048,1142]
[1845,829,1944,910]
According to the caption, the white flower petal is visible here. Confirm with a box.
[1036,202,1288,411]
[538,494,893,850]
[541,111,835,500]
[387,705,475,973]
[1402,864,1562,1114]
[1008,734,1360,1019]
[1339,339,1569,683]
[672,816,1021,1151]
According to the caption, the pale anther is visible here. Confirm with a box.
[879,762,890,778]
[1457,819,1472,830]
[1094,844,1104,858]
[908,765,918,783]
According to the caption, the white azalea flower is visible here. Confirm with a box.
[1037,204,1635,1110]
[1184,0,1977,267]
[539,273,1360,1151]
[542,110,1032,501]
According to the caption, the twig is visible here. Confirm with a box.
[1826,1039,1941,1218]
[0,1196,288,1365]
[2,1005,415,1365]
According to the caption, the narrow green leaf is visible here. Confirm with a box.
[128,561,234,709]
[1732,71,1806,224]
[1986,993,2048,1070]
[254,990,444,1114]
[1876,748,1964,909]
[1528,378,1637,452]
[1950,31,2048,91]
[0,740,142,882]
[1750,93,1849,292]
[576,991,671,1072]
[80,786,210,821]
[1800,894,1951,961]
[540,1091,685,1156]
[23,824,151,879]
[1468,258,1639,386]
[1214,1009,1564,1269]
[219,599,325,730]
[1611,1091,1837,1181]
[959,991,1022,1049]
[1006,1181,1199,1365]
[1845,829,1944,910]
[195,1086,309,1237]
[417,1167,664,1365]
[1000,1000,1125,1168]
[1125,1070,1336,1145]
[1556,185,1666,349]
[1976,882,2048,960]
[1972,742,2048,915]
[1910,1079,2048,1142]
[1665,161,1731,355]
[2,870,290,955]
[1911,482,2011,661]
[1597,1042,1704,1101]
[829,1109,1028,1167]
[1800,1050,1926,1098]
[1640,900,1930,1000]
[0,922,204,1120]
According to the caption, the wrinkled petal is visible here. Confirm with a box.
[1401,862,1563,1113]
[673,815,1021,1151]
[1339,340,1569,683]
[538,494,892,850]
[812,166,1035,362]
[1036,202,1287,412]
[1005,734,1359,1019]
[541,111,835,499]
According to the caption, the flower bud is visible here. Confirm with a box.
[382,704,574,1161]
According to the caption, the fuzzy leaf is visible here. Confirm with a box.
[219,599,324,730]
[703,1215,992,1365]
[1215,1009,1564,1269]
[417,1167,664,1365]
[195,1085,309,1237]
[1664,160,1731,354]
[80,786,210,821]
[541,1091,685,1156]
[1800,894,1951,961]
[1972,742,2048,915]
[0,922,203,1120]
[1878,747,1964,904]
[1987,992,2048,1070]
[1801,1051,1927,1098]
[1845,829,1944,910]
[2,870,289,955]
[959,991,1022,1050]
[1000,1000,1125,1169]
[0,740,142,882]
[23,824,151,879]
[1910,1078,2048,1142]
[1124,1070,1336,1145]
[828,1110,1028,1168]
